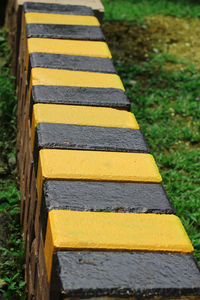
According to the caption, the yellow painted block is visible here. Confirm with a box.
[44,210,194,281]
[27,38,112,58]
[31,103,139,150]
[36,149,162,203]
[30,68,125,91]
[26,38,112,71]
[25,12,100,26]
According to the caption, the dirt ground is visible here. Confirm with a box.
[103,15,200,68]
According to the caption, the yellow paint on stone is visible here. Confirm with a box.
[26,38,112,71]
[31,103,139,149]
[30,68,125,90]
[25,12,100,26]
[36,149,162,203]
[44,210,194,281]
[27,38,112,58]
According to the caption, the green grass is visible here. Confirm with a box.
[114,54,200,260]
[0,181,26,299]
[102,0,200,21]
[102,0,200,262]
[0,29,25,299]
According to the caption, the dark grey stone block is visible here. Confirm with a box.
[50,251,200,299]
[34,123,149,174]
[29,53,116,73]
[26,24,105,40]
[24,2,94,16]
[42,180,174,214]
[35,123,149,154]
[40,180,174,240]
[30,86,130,110]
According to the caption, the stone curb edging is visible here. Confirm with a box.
[15,2,200,299]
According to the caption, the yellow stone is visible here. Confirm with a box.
[36,149,162,203]
[25,12,100,26]
[27,38,112,58]
[26,38,112,71]
[44,210,194,281]
[30,68,125,91]
[31,103,139,149]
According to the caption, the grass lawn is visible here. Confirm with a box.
[0,29,26,299]
[102,0,200,261]
[0,0,200,298]
[102,0,200,21]
[115,58,200,260]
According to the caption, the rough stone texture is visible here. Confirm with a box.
[26,24,105,40]
[50,251,200,299]
[34,123,147,174]
[31,86,130,110]
[29,53,116,73]
[34,123,148,155]
[4,0,104,74]
[42,180,174,214]
[24,2,94,15]
[18,0,104,17]
[40,180,173,239]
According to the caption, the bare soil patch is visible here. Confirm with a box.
[103,15,200,68]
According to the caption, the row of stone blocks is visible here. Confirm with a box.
[16,2,200,299]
